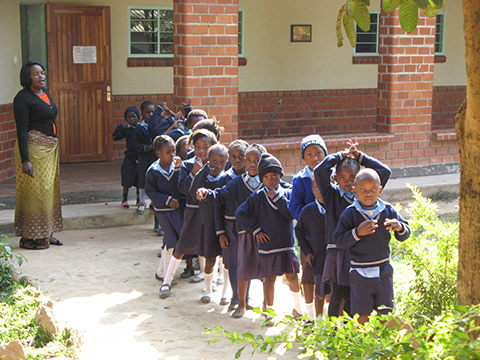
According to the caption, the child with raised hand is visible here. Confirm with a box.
[289,135,329,319]
[333,168,410,324]
[145,135,185,282]
[295,179,330,319]
[188,143,229,303]
[112,106,140,208]
[159,129,218,299]
[196,140,249,308]
[314,140,392,318]
[236,153,303,323]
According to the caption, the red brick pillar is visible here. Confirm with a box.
[376,9,436,166]
[173,0,239,143]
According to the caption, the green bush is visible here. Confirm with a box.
[0,237,24,298]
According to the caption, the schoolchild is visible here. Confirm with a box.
[236,153,304,323]
[112,106,140,208]
[288,135,328,319]
[197,143,266,318]
[145,135,185,281]
[133,103,158,215]
[175,135,191,161]
[188,143,229,303]
[186,118,225,160]
[333,168,410,324]
[196,140,249,308]
[313,141,392,317]
[141,100,155,125]
[159,129,218,299]
[294,179,329,319]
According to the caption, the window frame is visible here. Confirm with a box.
[238,8,245,57]
[435,12,446,56]
[353,11,380,57]
[127,6,174,58]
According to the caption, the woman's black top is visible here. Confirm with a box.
[13,87,58,163]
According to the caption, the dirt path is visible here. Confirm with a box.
[12,225,299,360]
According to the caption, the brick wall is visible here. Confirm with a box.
[432,85,465,129]
[0,103,16,181]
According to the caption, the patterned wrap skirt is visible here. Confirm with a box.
[14,130,63,239]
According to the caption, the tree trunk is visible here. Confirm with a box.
[456,1,480,306]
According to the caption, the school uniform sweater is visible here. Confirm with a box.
[145,160,185,211]
[112,124,137,159]
[289,165,315,220]
[212,167,239,235]
[313,151,392,248]
[333,199,410,268]
[133,121,153,155]
[189,165,224,224]
[178,157,201,207]
[14,87,58,163]
[236,185,295,256]
[294,201,328,275]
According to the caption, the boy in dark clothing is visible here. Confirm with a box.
[333,168,410,324]
[112,106,140,208]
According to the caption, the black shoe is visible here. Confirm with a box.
[180,268,194,279]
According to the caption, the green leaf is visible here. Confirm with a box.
[429,0,444,8]
[343,10,357,47]
[351,1,371,32]
[336,5,346,47]
[235,346,245,359]
[413,0,429,8]
[357,0,371,5]
[421,6,438,17]
[399,0,419,33]
[383,0,401,12]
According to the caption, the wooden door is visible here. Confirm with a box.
[46,5,112,162]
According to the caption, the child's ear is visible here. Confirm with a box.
[352,185,357,197]
[379,185,383,194]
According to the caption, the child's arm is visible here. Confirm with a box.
[384,207,411,241]
[112,124,126,141]
[152,116,176,137]
[314,151,347,204]
[288,176,308,220]
[236,194,263,237]
[333,209,375,249]
[132,127,150,154]
[189,164,209,199]
[294,211,314,259]
[178,158,202,196]
[353,149,392,188]
[183,99,192,118]
[145,169,178,209]
[268,188,295,222]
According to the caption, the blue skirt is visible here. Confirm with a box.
[155,209,183,250]
[222,219,238,268]
[197,221,222,259]
[321,249,351,286]
[237,231,262,281]
[137,151,156,189]
[258,252,300,278]
[121,156,138,188]
[300,251,315,285]
[175,206,200,256]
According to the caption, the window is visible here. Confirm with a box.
[128,7,245,58]
[354,12,379,56]
[435,13,445,55]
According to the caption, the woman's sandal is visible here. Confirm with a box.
[19,238,49,250]
[49,237,63,246]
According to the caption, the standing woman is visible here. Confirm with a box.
[14,61,63,249]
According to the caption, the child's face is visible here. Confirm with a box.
[208,151,228,177]
[312,179,323,203]
[303,144,326,170]
[335,166,357,194]
[142,104,155,121]
[156,143,175,166]
[193,137,211,162]
[125,111,139,126]
[177,140,188,160]
[262,172,281,190]
[245,149,261,177]
[229,148,246,173]
[353,177,382,207]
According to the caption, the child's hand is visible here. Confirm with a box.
[346,139,360,159]
[183,99,191,107]
[219,234,229,249]
[192,158,203,175]
[384,218,403,232]
[169,198,179,208]
[256,231,270,244]
[267,188,277,199]
[196,188,208,200]
[121,122,129,128]
[356,219,378,236]
[172,119,183,129]
[175,111,184,120]
[305,253,314,266]
[173,156,182,167]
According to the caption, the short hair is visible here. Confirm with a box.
[189,129,218,146]
[337,156,360,173]
[140,100,155,112]
[175,135,189,158]
[186,109,208,126]
[192,118,224,140]
[153,135,174,152]
[20,61,45,88]
[246,143,267,155]
[355,168,381,186]
[228,139,249,153]
[208,143,228,158]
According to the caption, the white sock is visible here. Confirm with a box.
[199,256,206,273]
[291,291,303,315]
[156,258,163,279]
[222,268,230,299]
[216,257,223,283]
[163,257,181,286]
[204,271,214,296]
[162,247,173,279]
[305,302,315,319]
[138,188,146,204]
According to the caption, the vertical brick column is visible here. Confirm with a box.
[173,0,239,143]
[376,9,436,166]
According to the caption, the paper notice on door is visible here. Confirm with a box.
[73,46,97,64]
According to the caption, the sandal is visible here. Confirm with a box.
[136,203,146,215]
[159,284,171,299]
[121,201,129,209]
[19,238,49,250]
[232,307,245,319]
[49,237,63,246]
[200,295,211,304]
[220,297,230,306]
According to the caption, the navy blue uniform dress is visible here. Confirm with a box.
[133,120,157,189]
[112,124,138,188]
